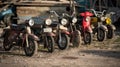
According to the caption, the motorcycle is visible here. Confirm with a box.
[0,4,17,27]
[30,17,55,53]
[49,10,70,50]
[2,19,39,56]
[103,12,116,39]
[62,13,81,47]
[90,9,108,41]
[77,11,93,44]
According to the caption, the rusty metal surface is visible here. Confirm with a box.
[0,1,70,7]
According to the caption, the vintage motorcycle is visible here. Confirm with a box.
[77,11,93,44]
[49,10,70,50]
[103,12,116,39]
[90,9,108,41]
[0,4,17,27]
[30,17,55,53]
[2,19,39,56]
[62,13,81,47]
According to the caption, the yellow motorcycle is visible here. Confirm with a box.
[103,12,116,39]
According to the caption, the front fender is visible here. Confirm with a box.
[46,32,56,36]
[28,34,39,41]
[99,25,108,31]
[61,29,70,35]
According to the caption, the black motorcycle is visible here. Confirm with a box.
[30,17,55,53]
[62,13,81,47]
[49,10,70,50]
[90,9,108,41]
[2,19,39,56]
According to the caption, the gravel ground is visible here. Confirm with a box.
[0,31,120,67]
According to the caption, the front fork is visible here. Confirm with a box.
[25,26,31,47]
[44,32,55,48]
[25,26,39,47]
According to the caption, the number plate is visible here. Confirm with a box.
[43,28,52,32]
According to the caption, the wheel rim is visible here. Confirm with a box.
[97,29,105,41]
[59,35,67,48]
[85,32,91,44]
[47,37,54,52]
[25,39,35,55]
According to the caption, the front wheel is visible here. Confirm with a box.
[97,28,106,41]
[72,30,81,47]
[84,31,92,44]
[58,33,69,50]
[24,37,38,57]
[45,36,55,53]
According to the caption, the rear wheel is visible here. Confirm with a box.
[72,30,81,47]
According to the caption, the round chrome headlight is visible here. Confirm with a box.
[61,18,68,25]
[101,17,106,21]
[85,16,91,22]
[45,19,52,25]
[72,17,77,23]
[29,19,34,26]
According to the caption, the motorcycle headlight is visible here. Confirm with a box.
[72,17,77,23]
[101,17,106,21]
[29,19,34,26]
[45,19,52,25]
[61,18,68,25]
[85,16,91,22]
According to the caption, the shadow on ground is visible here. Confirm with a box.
[80,49,120,59]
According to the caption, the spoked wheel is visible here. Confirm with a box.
[72,30,81,47]
[58,33,69,50]
[24,37,38,57]
[107,25,115,39]
[97,28,106,41]
[3,32,13,51]
[84,31,92,44]
[46,36,55,53]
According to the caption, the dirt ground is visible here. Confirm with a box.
[0,31,120,67]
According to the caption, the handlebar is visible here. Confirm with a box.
[62,13,71,17]
[90,9,106,17]
[49,10,59,17]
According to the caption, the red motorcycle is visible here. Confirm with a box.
[79,11,93,44]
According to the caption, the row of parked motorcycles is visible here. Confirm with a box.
[1,8,116,57]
